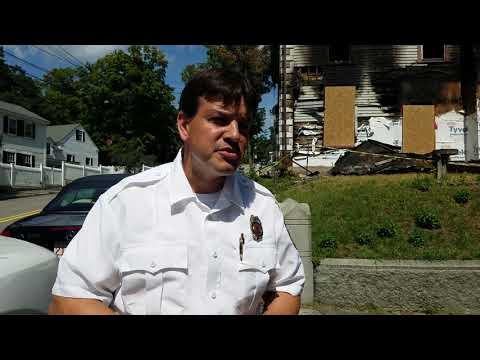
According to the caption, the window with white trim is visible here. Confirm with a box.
[85,157,93,166]
[16,153,34,167]
[8,118,17,135]
[3,116,36,138]
[25,122,35,138]
[2,151,15,164]
[67,154,76,163]
[76,129,85,142]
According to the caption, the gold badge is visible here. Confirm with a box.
[250,215,263,242]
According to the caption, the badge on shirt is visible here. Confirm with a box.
[250,215,263,242]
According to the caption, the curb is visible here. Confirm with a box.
[0,190,60,201]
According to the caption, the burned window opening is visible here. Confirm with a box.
[329,45,351,63]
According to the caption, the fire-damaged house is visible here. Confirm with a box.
[276,45,480,172]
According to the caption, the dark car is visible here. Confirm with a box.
[1,174,130,256]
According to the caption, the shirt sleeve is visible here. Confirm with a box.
[51,194,121,306]
[267,202,305,297]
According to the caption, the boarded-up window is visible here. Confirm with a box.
[324,86,356,148]
[402,105,435,154]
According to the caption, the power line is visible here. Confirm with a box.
[57,45,86,67]
[45,45,80,67]
[24,71,45,83]
[30,45,77,67]
[3,49,50,73]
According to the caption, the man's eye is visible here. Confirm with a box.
[211,117,228,125]
[239,122,249,134]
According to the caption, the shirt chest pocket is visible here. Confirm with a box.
[117,244,188,315]
[237,244,277,314]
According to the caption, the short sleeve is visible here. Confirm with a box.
[51,195,121,306]
[267,203,305,296]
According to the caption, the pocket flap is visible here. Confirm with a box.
[239,245,276,274]
[118,244,188,273]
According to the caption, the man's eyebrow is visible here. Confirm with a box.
[206,109,234,116]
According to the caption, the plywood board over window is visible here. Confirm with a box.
[324,86,356,148]
[402,105,435,154]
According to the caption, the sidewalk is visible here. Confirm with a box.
[0,188,61,201]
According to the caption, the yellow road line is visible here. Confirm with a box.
[0,209,41,223]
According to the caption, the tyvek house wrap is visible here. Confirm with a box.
[358,113,480,162]
[435,111,479,162]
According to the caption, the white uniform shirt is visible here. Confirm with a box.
[52,150,305,315]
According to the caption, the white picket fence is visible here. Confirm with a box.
[0,161,122,188]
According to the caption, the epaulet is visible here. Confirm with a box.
[102,163,170,203]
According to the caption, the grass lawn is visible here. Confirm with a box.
[257,173,480,265]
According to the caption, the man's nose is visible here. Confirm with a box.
[224,120,240,143]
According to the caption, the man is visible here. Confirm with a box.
[49,69,305,315]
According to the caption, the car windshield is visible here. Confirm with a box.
[44,186,108,212]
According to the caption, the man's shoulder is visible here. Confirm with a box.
[101,162,172,203]
[236,173,275,201]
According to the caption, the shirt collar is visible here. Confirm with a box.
[168,149,245,212]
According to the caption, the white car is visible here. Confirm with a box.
[0,235,59,314]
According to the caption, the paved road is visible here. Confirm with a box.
[0,194,57,232]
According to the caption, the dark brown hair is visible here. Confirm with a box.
[179,69,258,120]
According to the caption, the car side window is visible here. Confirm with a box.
[60,191,77,207]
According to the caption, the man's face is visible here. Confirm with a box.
[179,96,250,177]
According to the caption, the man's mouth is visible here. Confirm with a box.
[217,148,240,161]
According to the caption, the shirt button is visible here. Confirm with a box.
[211,292,217,299]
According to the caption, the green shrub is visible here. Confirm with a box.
[355,231,374,246]
[319,234,337,249]
[415,209,441,229]
[411,176,433,192]
[376,220,397,238]
[408,228,425,247]
[453,189,471,204]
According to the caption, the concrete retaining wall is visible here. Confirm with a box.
[315,259,480,312]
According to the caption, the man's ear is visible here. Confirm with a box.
[177,111,191,142]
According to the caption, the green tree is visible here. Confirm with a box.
[40,45,179,170]
[250,126,274,165]
[40,67,84,125]
[0,46,45,115]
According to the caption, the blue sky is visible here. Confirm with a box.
[3,45,276,133]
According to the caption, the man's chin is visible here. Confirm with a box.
[214,161,239,175]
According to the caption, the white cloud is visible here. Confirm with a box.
[2,45,130,66]
[60,45,130,63]
[3,45,37,58]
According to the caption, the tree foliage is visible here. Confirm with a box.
[38,46,179,170]
[0,46,45,114]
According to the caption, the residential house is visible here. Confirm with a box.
[0,100,50,168]
[277,45,480,167]
[46,124,99,168]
